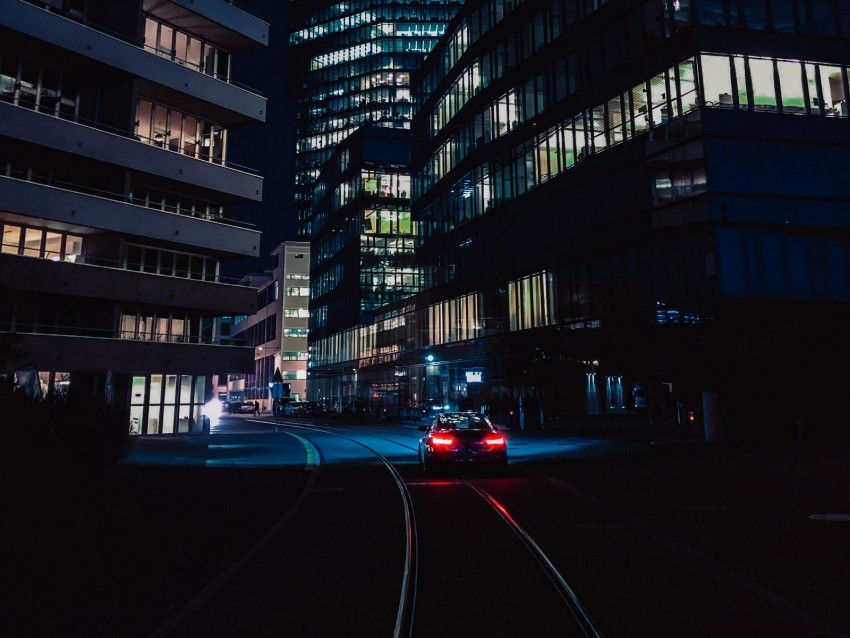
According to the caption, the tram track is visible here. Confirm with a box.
[167,423,816,638]
[463,480,605,638]
[147,422,419,638]
[35,415,850,637]
[295,424,606,638]
[279,423,420,638]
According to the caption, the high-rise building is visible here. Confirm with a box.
[352,0,850,435]
[0,0,268,434]
[288,0,463,240]
[307,127,414,410]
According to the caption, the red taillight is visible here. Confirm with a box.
[484,435,506,447]
[430,435,455,447]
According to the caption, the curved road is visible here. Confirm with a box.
[125,415,848,638]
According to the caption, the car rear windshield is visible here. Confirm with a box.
[435,414,492,431]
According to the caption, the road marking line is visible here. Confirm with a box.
[809,513,850,522]
[287,432,319,470]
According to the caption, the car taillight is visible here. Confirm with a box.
[430,434,455,447]
[484,435,505,447]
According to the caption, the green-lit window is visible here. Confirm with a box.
[749,57,777,109]
[701,55,734,106]
[777,60,805,112]
[147,375,162,434]
[733,56,750,108]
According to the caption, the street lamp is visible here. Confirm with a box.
[424,354,446,412]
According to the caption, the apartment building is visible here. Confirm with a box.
[0,0,268,434]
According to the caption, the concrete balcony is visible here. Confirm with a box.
[144,0,269,52]
[0,103,263,203]
[6,332,255,375]
[0,177,261,259]
[0,253,259,315]
[1,0,267,125]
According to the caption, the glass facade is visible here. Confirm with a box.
[135,99,227,164]
[129,374,210,435]
[417,52,849,286]
[308,127,417,387]
[143,16,230,80]
[289,0,463,239]
[1,222,84,262]
[324,0,850,430]
[413,0,850,291]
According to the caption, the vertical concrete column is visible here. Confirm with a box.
[702,391,722,442]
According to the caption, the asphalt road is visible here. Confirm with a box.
[5,414,849,638]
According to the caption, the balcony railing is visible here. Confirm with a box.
[0,171,257,232]
[0,324,248,346]
[22,0,264,96]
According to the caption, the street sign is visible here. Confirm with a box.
[271,368,287,400]
[271,381,291,399]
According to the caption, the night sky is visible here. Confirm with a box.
[224,1,297,281]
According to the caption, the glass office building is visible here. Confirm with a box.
[346,0,850,435]
[288,0,463,240]
[307,127,416,412]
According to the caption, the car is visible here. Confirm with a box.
[410,400,452,420]
[283,401,321,417]
[222,401,256,415]
[283,401,305,416]
[417,412,508,476]
[222,400,239,414]
[239,402,256,414]
[301,401,322,417]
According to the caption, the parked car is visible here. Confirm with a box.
[318,403,339,416]
[302,401,322,417]
[223,400,254,415]
[283,401,305,416]
[418,412,508,476]
[283,401,323,417]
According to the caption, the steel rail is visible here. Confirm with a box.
[338,428,605,638]
[463,480,606,638]
[278,423,420,638]
[534,471,850,638]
